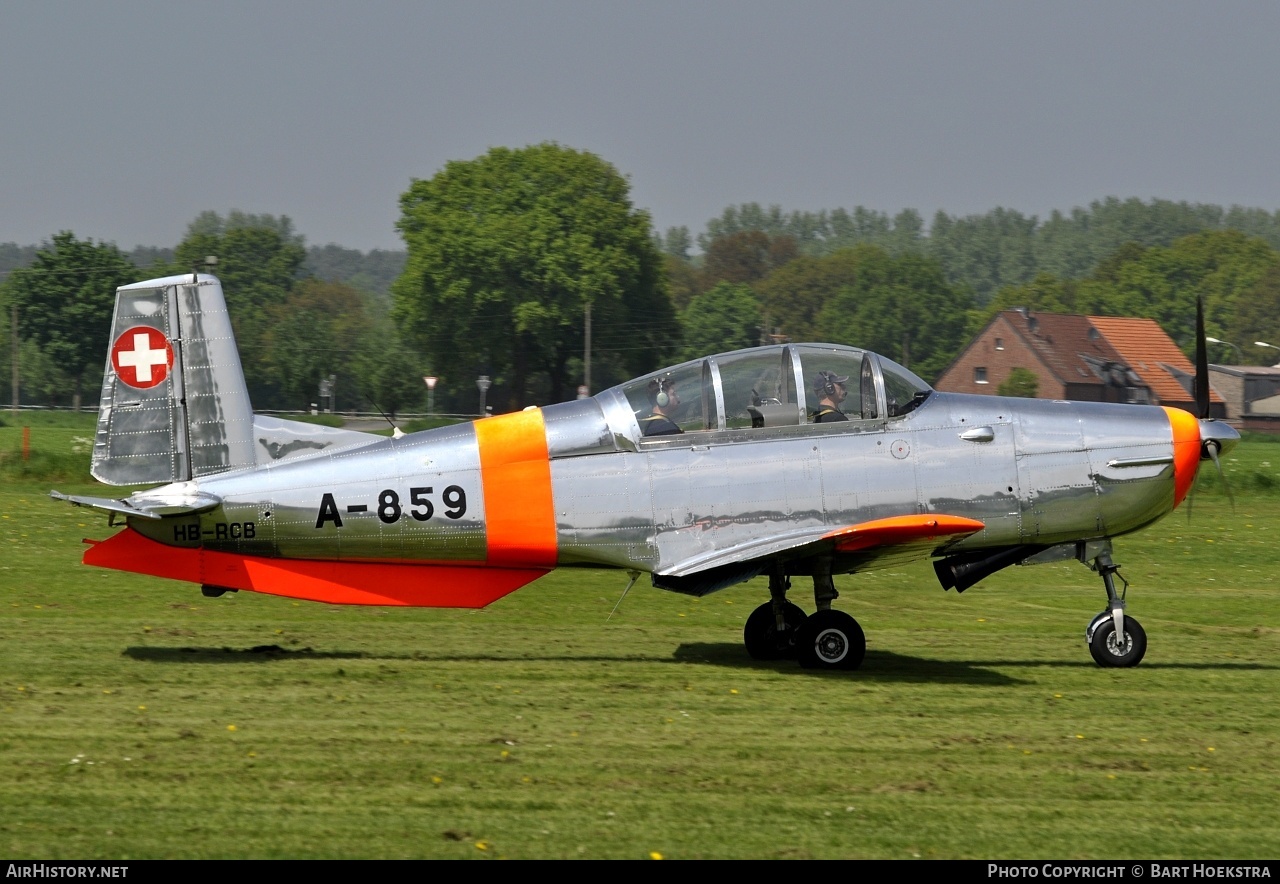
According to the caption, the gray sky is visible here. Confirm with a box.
[3,1,1279,253]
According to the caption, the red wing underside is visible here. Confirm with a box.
[83,528,549,608]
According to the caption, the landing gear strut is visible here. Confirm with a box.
[1085,550,1147,667]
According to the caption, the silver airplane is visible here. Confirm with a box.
[53,273,1239,670]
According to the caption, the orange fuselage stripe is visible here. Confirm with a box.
[473,409,558,567]
[1163,406,1201,509]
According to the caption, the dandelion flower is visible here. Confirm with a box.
[650,851,664,860]
[227,724,237,732]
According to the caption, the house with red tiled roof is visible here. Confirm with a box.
[934,309,1226,418]
[1085,316,1224,417]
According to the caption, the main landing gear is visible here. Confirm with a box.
[743,564,866,671]
[1085,550,1147,668]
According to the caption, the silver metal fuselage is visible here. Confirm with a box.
[126,390,1183,581]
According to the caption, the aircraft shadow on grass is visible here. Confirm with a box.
[123,644,369,663]
[123,643,1279,681]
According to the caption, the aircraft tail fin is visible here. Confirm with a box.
[91,273,256,485]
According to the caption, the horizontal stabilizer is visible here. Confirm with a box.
[51,489,222,520]
[82,527,549,608]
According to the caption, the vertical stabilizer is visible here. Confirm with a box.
[92,274,256,485]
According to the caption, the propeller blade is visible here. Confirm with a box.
[1206,441,1236,513]
[1195,295,1210,419]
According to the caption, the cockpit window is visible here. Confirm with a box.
[621,361,708,437]
[794,345,867,421]
[715,348,802,428]
[881,357,932,417]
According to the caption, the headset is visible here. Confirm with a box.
[655,376,672,407]
[815,370,845,398]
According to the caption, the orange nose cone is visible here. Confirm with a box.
[1163,406,1201,508]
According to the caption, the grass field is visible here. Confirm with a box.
[1,415,1278,859]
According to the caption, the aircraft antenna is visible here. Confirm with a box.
[607,571,641,622]
[370,401,404,438]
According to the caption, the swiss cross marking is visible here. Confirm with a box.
[111,326,174,389]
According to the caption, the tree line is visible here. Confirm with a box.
[5,143,1280,417]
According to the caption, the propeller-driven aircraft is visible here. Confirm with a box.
[53,273,1239,670]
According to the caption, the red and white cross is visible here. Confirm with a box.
[111,326,174,389]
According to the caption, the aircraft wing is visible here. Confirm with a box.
[653,514,986,594]
[50,489,222,520]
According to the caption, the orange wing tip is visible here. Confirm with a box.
[83,528,548,608]
[824,514,986,554]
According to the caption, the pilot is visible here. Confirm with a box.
[641,376,683,436]
[812,370,850,422]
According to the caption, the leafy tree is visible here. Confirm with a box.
[359,332,426,420]
[1087,230,1278,354]
[0,243,38,280]
[679,283,762,361]
[663,253,701,312]
[262,279,374,411]
[394,143,675,410]
[816,246,972,382]
[979,273,1079,326]
[700,230,799,289]
[754,249,862,342]
[928,207,1038,305]
[998,367,1039,398]
[304,244,406,302]
[1232,262,1280,364]
[656,226,693,260]
[171,212,308,404]
[2,232,140,408]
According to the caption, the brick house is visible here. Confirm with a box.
[934,309,1226,417]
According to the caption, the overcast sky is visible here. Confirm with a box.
[3,1,1279,253]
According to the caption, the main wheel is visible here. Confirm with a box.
[1088,614,1147,668]
[744,601,807,660]
[796,609,865,671]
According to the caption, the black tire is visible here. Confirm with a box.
[1088,614,1147,668]
[744,601,807,660]
[796,609,865,671]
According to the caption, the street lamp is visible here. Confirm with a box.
[423,376,437,416]
[1206,337,1244,363]
[476,375,491,417]
[1256,341,1280,367]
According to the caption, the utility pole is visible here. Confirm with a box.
[583,300,592,396]
[10,302,17,413]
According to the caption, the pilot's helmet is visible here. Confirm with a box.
[814,370,849,396]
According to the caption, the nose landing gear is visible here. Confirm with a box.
[1086,550,1147,667]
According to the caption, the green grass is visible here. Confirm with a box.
[1,425,1278,858]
